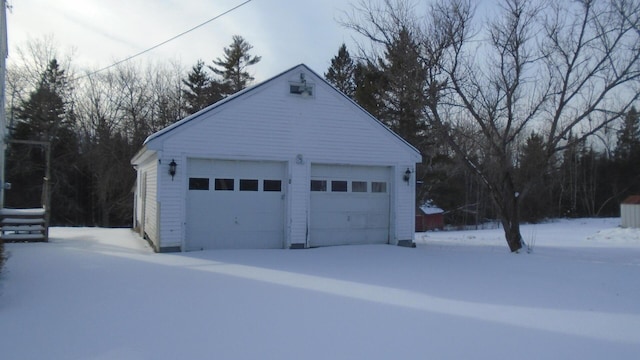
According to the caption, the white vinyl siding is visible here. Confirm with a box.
[136,154,159,249]
[134,64,421,250]
[393,165,417,244]
[621,204,640,228]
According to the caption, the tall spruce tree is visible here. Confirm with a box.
[378,27,444,207]
[182,60,227,114]
[517,133,552,222]
[8,59,82,223]
[612,107,640,203]
[13,59,71,142]
[182,60,212,114]
[378,27,428,149]
[353,60,386,120]
[615,107,640,160]
[325,44,356,97]
[210,35,261,94]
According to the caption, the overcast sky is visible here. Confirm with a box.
[5,0,365,81]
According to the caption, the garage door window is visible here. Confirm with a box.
[215,178,234,191]
[352,181,367,193]
[331,180,348,192]
[311,180,327,191]
[372,181,387,193]
[240,179,259,191]
[263,180,282,192]
[189,178,210,190]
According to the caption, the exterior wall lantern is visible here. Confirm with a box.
[169,159,177,180]
[403,168,412,183]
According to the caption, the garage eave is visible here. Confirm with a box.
[131,145,156,166]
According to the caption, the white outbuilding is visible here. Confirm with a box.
[621,195,640,228]
[131,64,422,252]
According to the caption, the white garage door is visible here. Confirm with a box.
[185,159,286,250]
[309,164,390,247]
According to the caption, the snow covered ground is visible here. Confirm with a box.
[1,218,639,359]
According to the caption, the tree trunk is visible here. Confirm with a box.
[498,191,524,252]
[494,172,524,253]
[501,215,523,253]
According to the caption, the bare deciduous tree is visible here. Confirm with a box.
[74,60,186,226]
[344,0,640,252]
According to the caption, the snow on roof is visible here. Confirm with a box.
[0,208,45,216]
[419,204,444,215]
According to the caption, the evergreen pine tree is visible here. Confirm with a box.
[182,60,228,114]
[325,44,355,97]
[378,28,445,208]
[182,60,214,114]
[13,59,70,142]
[8,59,81,224]
[377,27,428,148]
[611,106,640,202]
[615,107,640,160]
[517,132,552,222]
[353,60,386,120]
[210,35,261,94]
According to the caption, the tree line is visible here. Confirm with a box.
[325,0,640,251]
[4,0,640,253]
[325,41,640,226]
[5,35,261,226]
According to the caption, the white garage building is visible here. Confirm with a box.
[131,64,422,252]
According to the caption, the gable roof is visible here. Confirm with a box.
[138,63,421,159]
[418,204,444,215]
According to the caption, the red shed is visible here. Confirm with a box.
[415,205,444,232]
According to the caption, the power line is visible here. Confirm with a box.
[78,0,253,80]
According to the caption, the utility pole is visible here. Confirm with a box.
[1,0,9,208]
